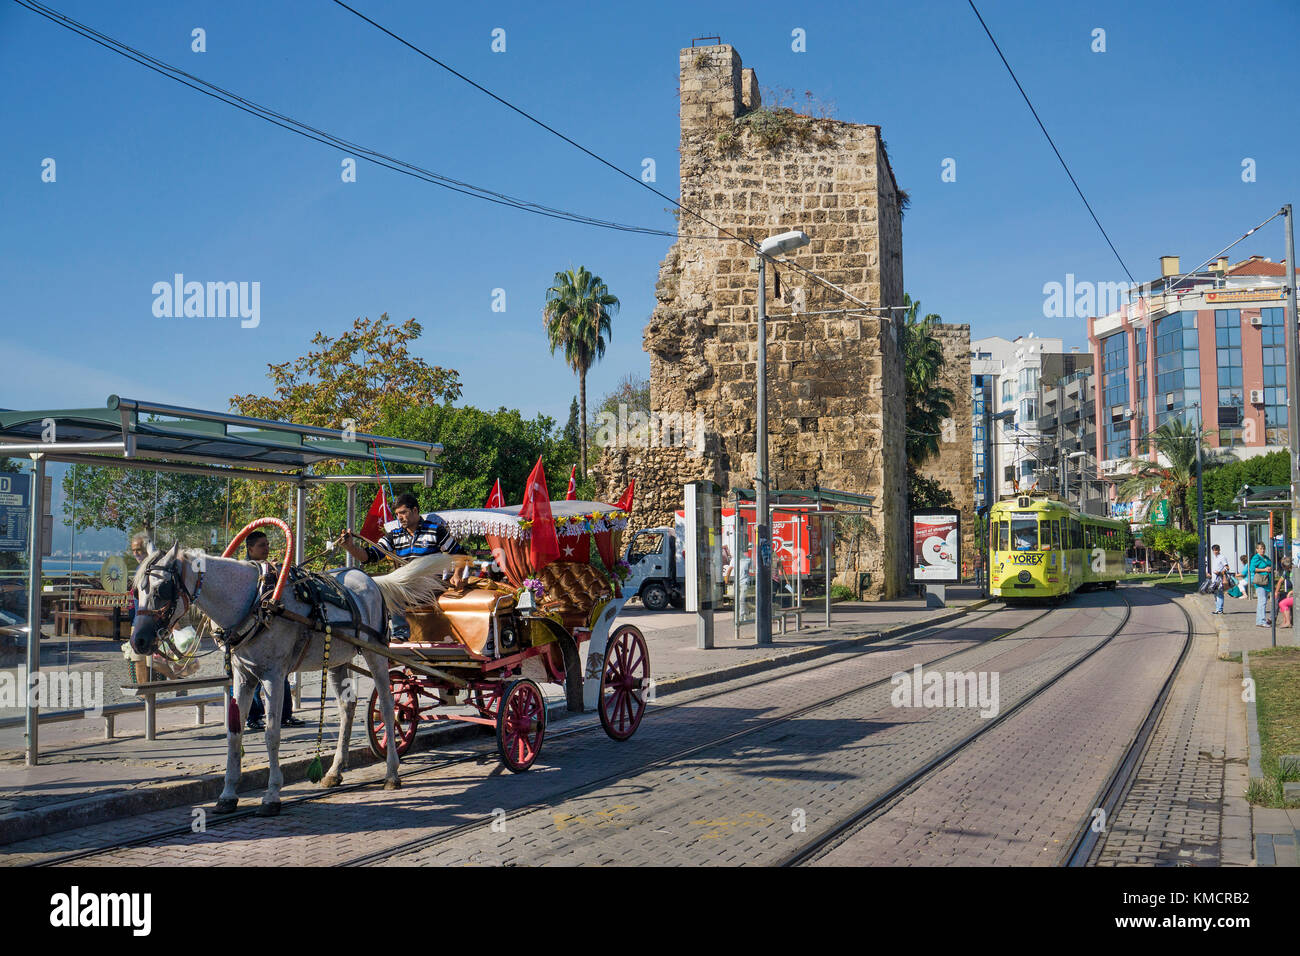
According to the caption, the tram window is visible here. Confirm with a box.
[1051,520,1061,550]
[1011,517,1037,551]
[998,521,1009,551]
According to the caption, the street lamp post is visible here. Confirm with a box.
[754,230,810,646]
[1195,402,1206,587]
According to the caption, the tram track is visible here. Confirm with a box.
[25,600,1051,867]
[1061,592,1194,867]
[22,598,1045,868]
[779,586,1192,867]
[340,601,1068,866]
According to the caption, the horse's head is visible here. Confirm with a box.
[130,542,191,656]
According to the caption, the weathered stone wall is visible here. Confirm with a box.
[593,43,908,598]
[918,324,976,574]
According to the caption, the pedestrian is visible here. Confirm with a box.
[243,530,303,730]
[1210,544,1230,614]
[1248,542,1273,627]
[1238,555,1250,598]
[1277,558,1294,628]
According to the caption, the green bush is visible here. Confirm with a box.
[830,584,857,602]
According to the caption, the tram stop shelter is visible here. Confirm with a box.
[721,486,876,639]
[0,394,441,765]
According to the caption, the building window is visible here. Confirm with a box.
[1155,311,1199,427]
[1102,331,1130,459]
[1215,309,1243,447]
[1262,307,1287,444]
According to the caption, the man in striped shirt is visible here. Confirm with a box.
[341,492,461,640]
[342,492,461,564]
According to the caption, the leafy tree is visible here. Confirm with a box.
[899,293,955,467]
[543,267,619,478]
[588,373,650,440]
[1116,418,1232,531]
[907,465,956,510]
[231,314,462,432]
[228,314,463,548]
[60,465,226,547]
[1202,449,1290,513]
[1146,525,1198,567]
[563,397,581,448]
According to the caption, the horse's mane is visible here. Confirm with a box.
[371,553,469,611]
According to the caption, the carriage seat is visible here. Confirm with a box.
[538,561,613,631]
[406,580,515,656]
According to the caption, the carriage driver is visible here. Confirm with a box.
[340,492,463,640]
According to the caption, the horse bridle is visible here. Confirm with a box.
[136,554,204,641]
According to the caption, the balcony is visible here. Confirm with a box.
[1036,414,1058,432]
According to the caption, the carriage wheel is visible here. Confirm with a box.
[496,678,545,772]
[366,670,420,759]
[599,625,650,742]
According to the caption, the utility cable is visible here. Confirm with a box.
[967,0,1136,286]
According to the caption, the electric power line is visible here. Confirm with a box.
[13,0,683,239]
[329,0,755,251]
[967,0,1136,287]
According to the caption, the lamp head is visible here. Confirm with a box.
[759,230,811,256]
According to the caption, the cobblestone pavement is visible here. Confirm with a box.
[812,586,1187,866]
[1092,592,1251,867]
[2,602,1050,865]
[4,594,1168,867]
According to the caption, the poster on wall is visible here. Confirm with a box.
[911,509,960,583]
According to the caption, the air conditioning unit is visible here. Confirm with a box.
[1250,315,1264,327]
[1165,393,1175,410]
[1250,389,1264,404]
[1102,460,1119,474]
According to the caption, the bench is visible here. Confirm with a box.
[119,675,232,740]
[55,589,133,639]
[776,605,806,634]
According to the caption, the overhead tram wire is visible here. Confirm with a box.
[966,0,1137,287]
[12,0,681,239]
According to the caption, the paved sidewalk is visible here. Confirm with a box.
[0,586,988,846]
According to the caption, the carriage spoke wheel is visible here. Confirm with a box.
[367,670,419,759]
[599,625,650,741]
[496,678,545,772]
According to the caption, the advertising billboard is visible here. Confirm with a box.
[911,509,960,583]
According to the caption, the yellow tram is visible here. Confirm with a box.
[988,493,1127,600]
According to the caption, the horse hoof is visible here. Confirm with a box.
[213,798,238,814]
[384,778,402,791]
[321,773,343,788]
[257,801,281,817]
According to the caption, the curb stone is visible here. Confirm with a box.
[0,598,993,847]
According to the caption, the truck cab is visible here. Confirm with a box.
[623,527,685,611]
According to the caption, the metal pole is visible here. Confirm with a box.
[1284,203,1299,646]
[823,509,832,628]
[1196,403,1206,588]
[25,454,45,767]
[294,484,307,564]
[756,255,772,646]
[345,483,357,568]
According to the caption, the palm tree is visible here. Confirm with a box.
[543,267,619,477]
[1116,416,1232,531]
[899,293,955,467]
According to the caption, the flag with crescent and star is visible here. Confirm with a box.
[565,465,577,500]
[615,479,635,514]
[519,457,561,568]
[485,478,504,509]
[359,484,393,544]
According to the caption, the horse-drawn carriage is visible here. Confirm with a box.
[364,500,650,771]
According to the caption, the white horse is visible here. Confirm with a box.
[130,543,450,816]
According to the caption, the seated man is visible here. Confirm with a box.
[341,492,462,640]
[243,530,304,730]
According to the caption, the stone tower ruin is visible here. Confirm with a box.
[595,43,911,599]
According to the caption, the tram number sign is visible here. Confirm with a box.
[911,509,960,584]
[0,474,30,552]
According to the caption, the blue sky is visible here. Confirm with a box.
[3,0,1298,430]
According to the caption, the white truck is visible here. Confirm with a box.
[623,526,686,611]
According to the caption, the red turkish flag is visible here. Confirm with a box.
[485,478,504,508]
[359,486,392,543]
[615,479,635,513]
[519,457,561,569]
[565,465,577,500]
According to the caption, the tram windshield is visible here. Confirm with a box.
[1010,517,1038,551]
